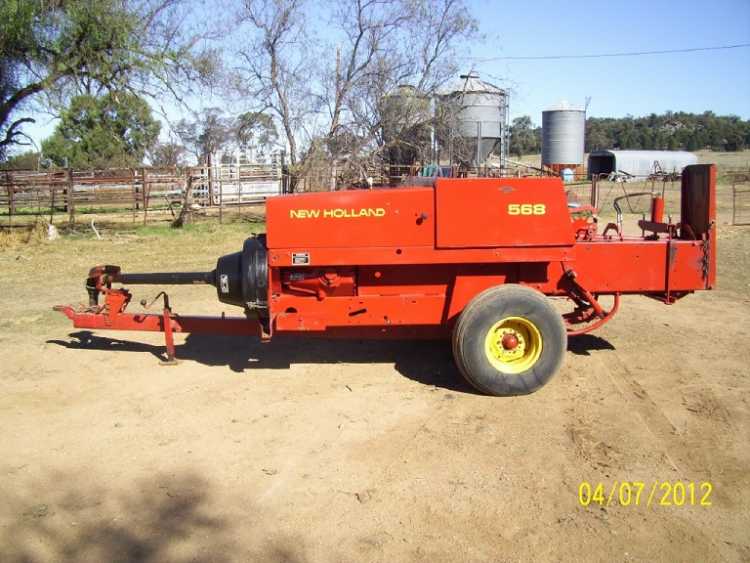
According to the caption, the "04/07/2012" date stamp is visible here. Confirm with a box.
[578,481,713,508]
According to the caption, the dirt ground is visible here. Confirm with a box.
[1,192,749,561]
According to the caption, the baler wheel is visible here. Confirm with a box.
[452,285,567,396]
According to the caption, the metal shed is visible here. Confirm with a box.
[588,150,697,179]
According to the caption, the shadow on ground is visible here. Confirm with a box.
[567,333,616,356]
[0,471,309,563]
[48,331,477,393]
[47,330,615,394]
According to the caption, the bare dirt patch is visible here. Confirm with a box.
[0,210,748,561]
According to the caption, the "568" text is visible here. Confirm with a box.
[507,203,546,216]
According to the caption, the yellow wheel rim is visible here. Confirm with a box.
[484,316,543,374]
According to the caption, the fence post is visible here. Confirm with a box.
[219,175,223,224]
[7,171,13,228]
[141,167,149,225]
[238,163,243,219]
[131,168,138,223]
[49,180,56,224]
[590,175,599,209]
[67,168,75,225]
[207,155,214,204]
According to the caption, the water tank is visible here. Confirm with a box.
[542,101,585,168]
[438,73,509,166]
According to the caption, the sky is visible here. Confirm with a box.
[18,0,750,149]
[464,0,750,123]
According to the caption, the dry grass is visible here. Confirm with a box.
[0,221,49,250]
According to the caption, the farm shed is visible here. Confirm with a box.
[588,150,697,178]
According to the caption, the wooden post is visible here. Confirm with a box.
[591,175,599,209]
[329,162,337,192]
[131,168,138,223]
[141,167,148,225]
[67,168,75,225]
[238,163,243,220]
[7,171,13,229]
[207,153,214,205]
[218,175,223,224]
[49,182,56,224]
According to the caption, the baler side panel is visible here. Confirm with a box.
[265,187,435,249]
[553,240,707,293]
[434,177,575,248]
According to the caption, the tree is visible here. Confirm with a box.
[1,150,40,170]
[0,0,214,159]
[236,0,315,182]
[174,108,234,164]
[320,0,477,176]
[584,112,749,153]
[42,93,161,169]
[236,0,477,189]
[148,141,188,167]
[508,116,540,158]
[236,111,279,150]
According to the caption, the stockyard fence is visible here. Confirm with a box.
[2,162,747,229]
[0,162,285,228]
[730,172,750,226]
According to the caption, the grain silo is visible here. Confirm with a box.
[542,101,586,174]
[381,84,433,167]
[438,73,509,167]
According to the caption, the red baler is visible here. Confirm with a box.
[55,164,716,395]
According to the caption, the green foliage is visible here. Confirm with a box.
[236,112,278,148]
[174,108,233,163]
[0,0,207,156]
[42,93,161,169]
[586,112,750,152]
[175,109,279,164]
[508,116,542,158]
[148,142,187,168]
[508,111,750,156]
[1,150,40,170]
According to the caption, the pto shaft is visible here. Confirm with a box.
[118,271,215,285]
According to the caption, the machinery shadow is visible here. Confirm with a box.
[48,331,615,393]
[48,331,478,394]
[567,333,616,356]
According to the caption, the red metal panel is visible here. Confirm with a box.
[266,240,708,331]
[434,177,575,248]
[267,245,573,267]
[273,295,448,331]
[56,306,260,335]
[552,239,706,293]
[266,187,434,249]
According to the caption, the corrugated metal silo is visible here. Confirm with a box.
[439,73,509,166]
[542,101,585,171]
[381,84,432,166]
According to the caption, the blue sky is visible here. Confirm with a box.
[19,0,750,148]
[465,0,750,123]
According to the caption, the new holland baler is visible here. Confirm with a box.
[55,164,716,396]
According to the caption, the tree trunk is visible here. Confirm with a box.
[172,174,194,228]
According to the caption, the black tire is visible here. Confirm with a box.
[452,284,567,396]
